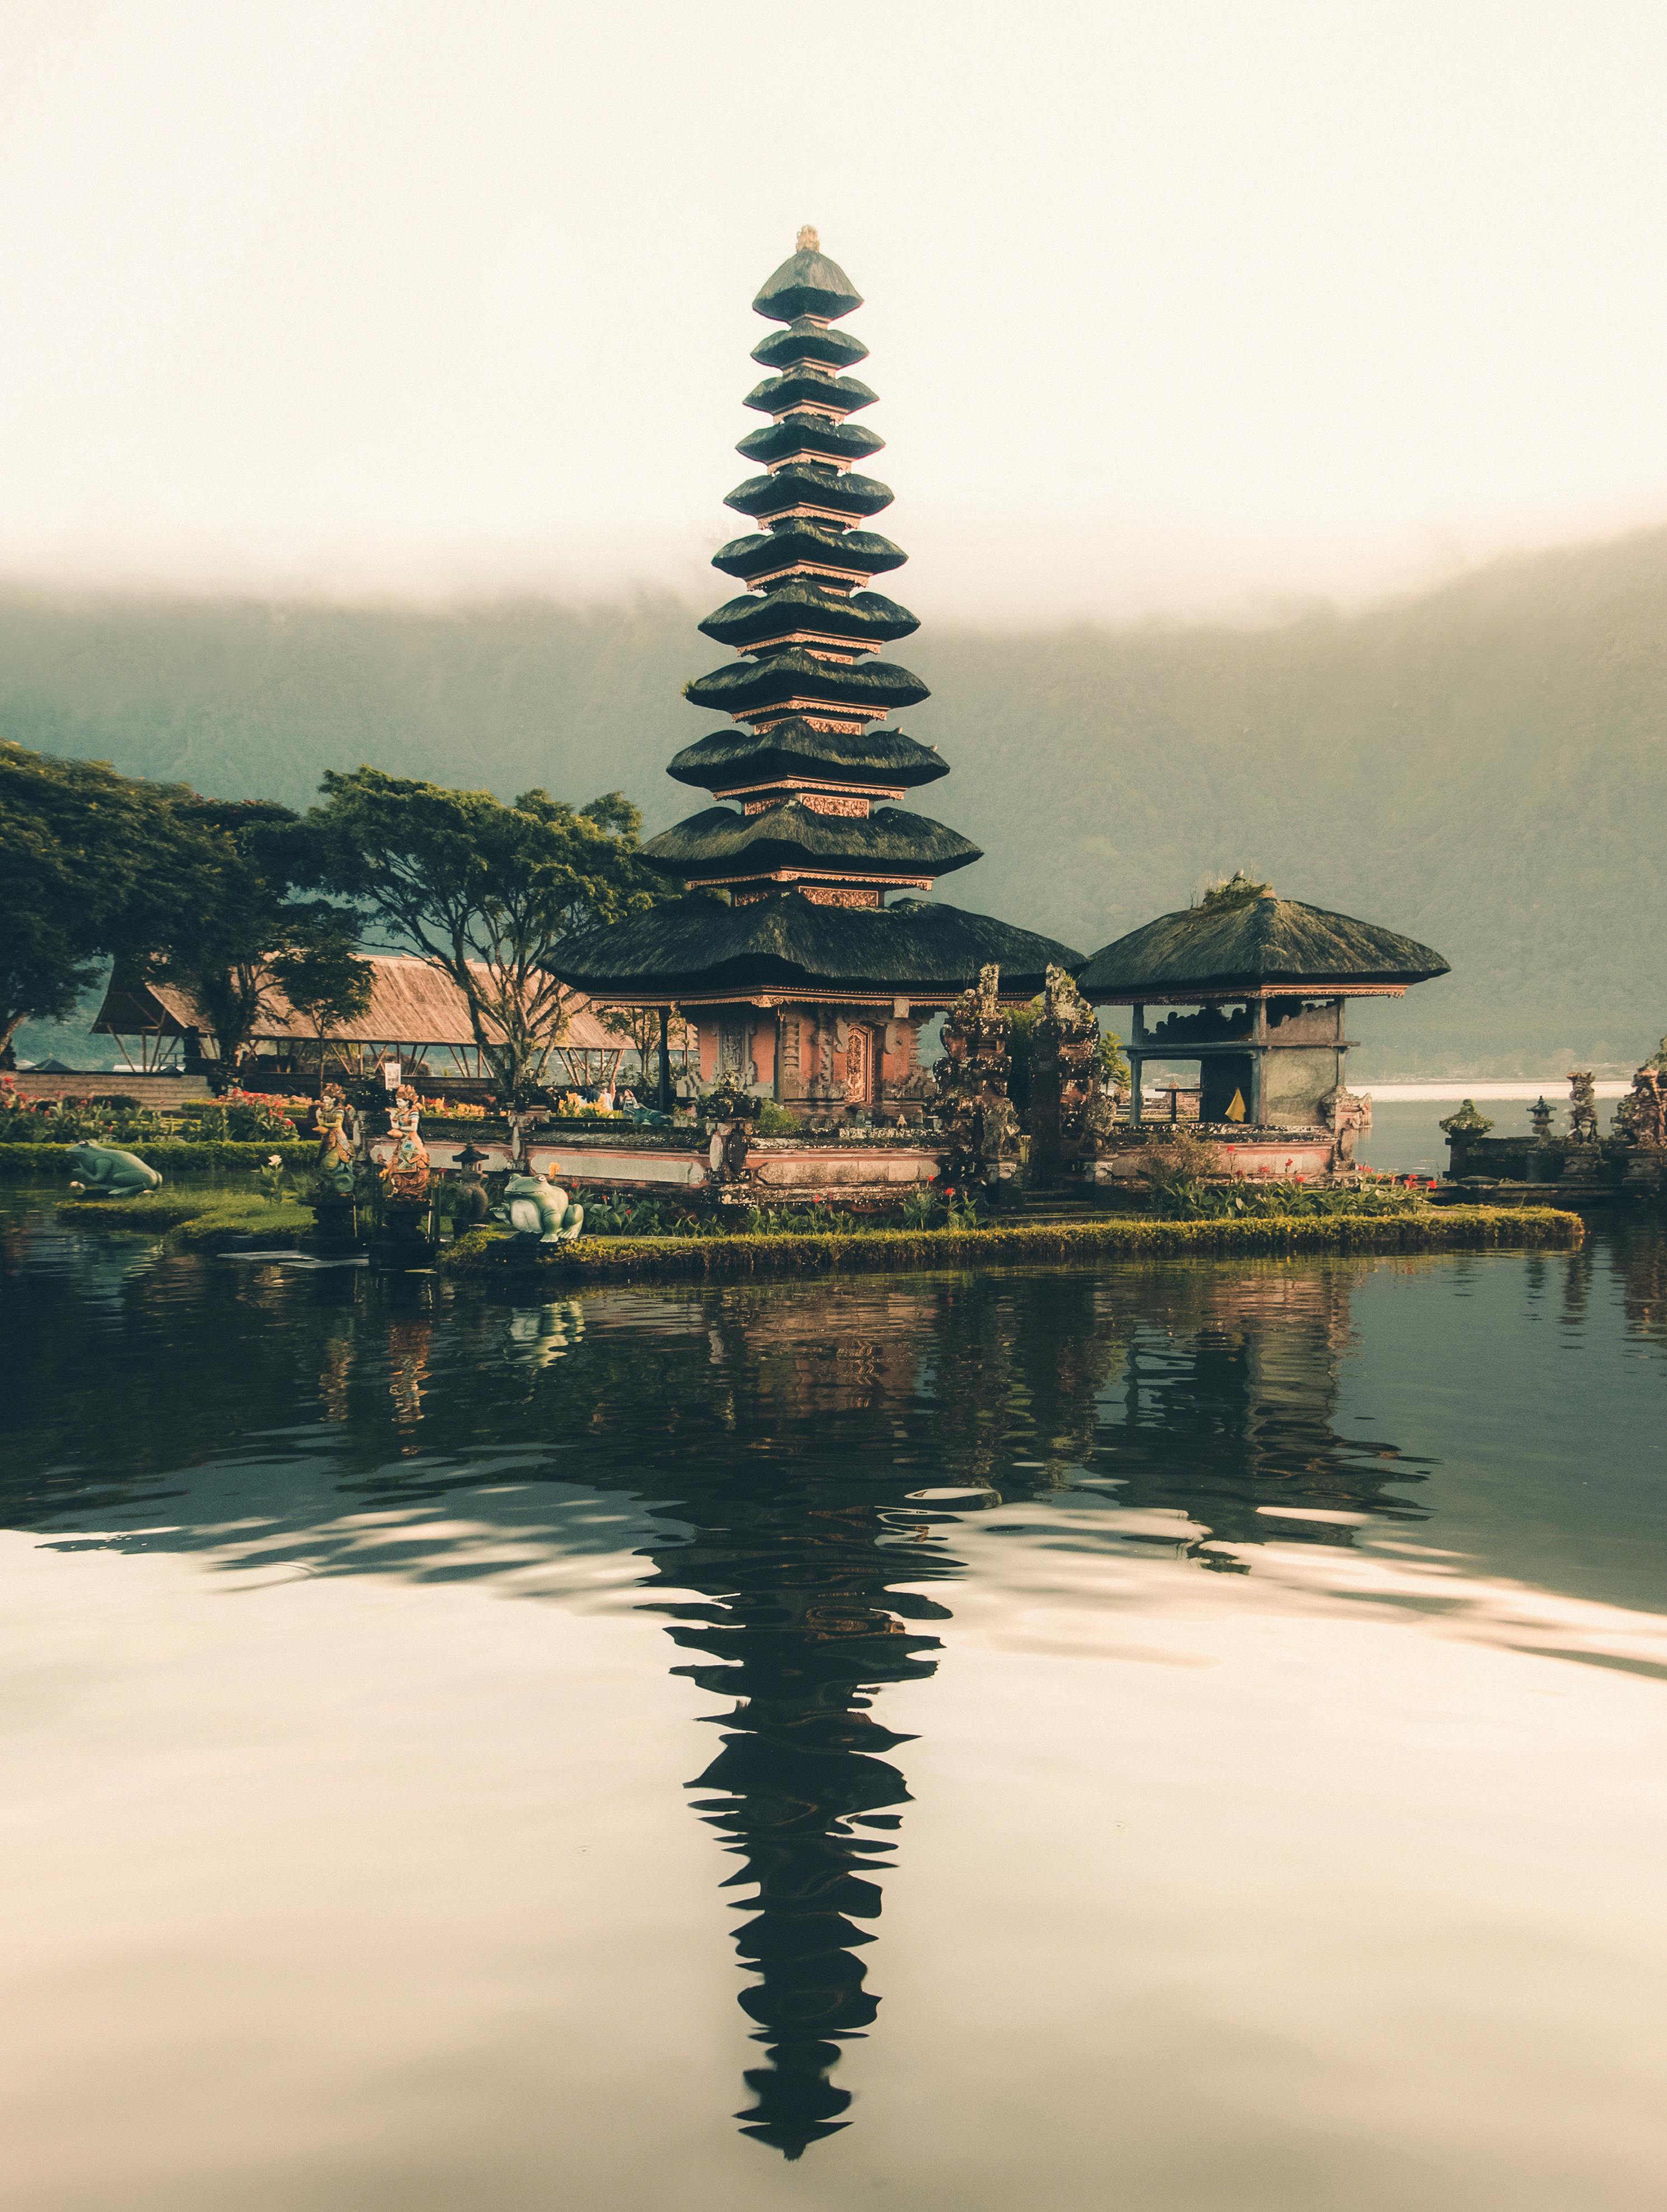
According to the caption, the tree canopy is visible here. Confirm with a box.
[0,742,223,1063]
[308,768,664,1102]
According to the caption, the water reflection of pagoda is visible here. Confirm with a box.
[8,1248,1435,2158]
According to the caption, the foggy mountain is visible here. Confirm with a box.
[6,526,1666,1077]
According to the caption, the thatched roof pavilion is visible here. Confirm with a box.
[92,956,622,1088]
[1077,878,1448,1131]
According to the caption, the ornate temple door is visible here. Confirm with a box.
[843,1025,875,1106]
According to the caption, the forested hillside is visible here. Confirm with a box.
[6,527,1666,1074]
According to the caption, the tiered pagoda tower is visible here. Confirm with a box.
[557,230,1081,1114]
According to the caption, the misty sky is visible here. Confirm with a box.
[4,0,1667,623]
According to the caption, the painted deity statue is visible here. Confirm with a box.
[498,1168,585,1242]
[67,1143,162,1197]
[381,1084,432,1203]
[313,1083,357,1196]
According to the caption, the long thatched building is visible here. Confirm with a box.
[91,955,623,1091]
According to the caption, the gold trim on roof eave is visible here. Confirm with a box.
[681,866,936,891]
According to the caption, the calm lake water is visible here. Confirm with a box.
[3,1189,1666,2210]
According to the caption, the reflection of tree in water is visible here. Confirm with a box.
[4,1220,1440,2157]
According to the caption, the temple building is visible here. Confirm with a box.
[555,230,1080,1114]
[1077,878,1448,1173]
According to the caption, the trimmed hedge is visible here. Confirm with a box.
[1,1141,315,1178]
[437,1205,1582,1280]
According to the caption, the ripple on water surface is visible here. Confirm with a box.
[2,1194,1665,2210]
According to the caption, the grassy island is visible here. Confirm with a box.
[437,1205,1581,1280]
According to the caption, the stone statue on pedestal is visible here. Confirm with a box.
[499,1168,585,1242]
[1567,1072,1599,1146]
[67,1143,162,1196]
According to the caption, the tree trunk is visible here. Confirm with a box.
[0,1012,21,1069]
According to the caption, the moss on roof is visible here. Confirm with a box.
[697,586,919,652]
[1078,891,1451,999]
[641,801,979,878]
[553,891,1084,1000]
[684,650,928,717]
[667,718,947,792]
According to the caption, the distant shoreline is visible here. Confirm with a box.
[1362,1080,1629,1102]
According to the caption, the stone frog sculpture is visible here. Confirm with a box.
[68,1143,162,1196]
[497,1168,585,1242]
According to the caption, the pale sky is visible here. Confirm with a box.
[4,0,1667,622]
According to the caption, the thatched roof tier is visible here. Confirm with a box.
[93,954,617,1050]
[752,242,863,323]
[724,464,894,524]
[641,801,979,880]
[668,719,947,794]
[554,892,1084,1005]
[712,522,905,584]
[744,370,878,418]
[684,650,928,719]
[1078,892,1451,1001]
[736,414,885,469]
[750,317,870,372]
[697,586,918,653]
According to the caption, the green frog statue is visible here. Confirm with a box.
[67,1143,162,1196]
[497,1167,585,1242]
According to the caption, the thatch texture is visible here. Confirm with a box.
[736,415,885,467]
[723,465,894,521]
[698,585,918,652]
[743,370,877,417]
[751,246,863,323]
[552,891,1082,1000]
[684,649,928,717]
[750,317,869,371]
[713,521,904,582]
[1078,893,1450,999]
[642,803,979,879]
[93,955,617,1050]
[668,718,947,793]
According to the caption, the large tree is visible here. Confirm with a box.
[267,927,375,1095]
[0,742,225,1065]
[309,769,662,1104]
[151,800,358,1092]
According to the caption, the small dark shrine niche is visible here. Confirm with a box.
[1146,1003,1250,1046]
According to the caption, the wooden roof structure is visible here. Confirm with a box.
[94,955,622,1077]
[1078,888,1450,1002]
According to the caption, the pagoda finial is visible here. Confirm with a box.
[796,225,820,252]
